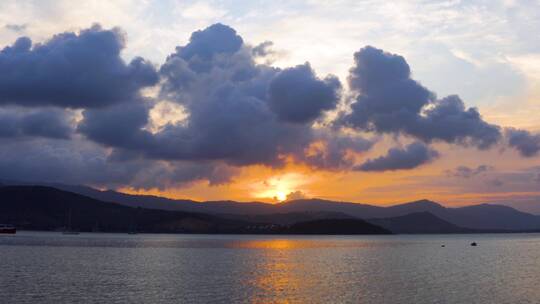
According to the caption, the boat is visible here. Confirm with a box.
[0,224,16,234]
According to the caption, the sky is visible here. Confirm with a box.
[1,0,540,211]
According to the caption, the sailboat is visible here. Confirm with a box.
[62,208,80,235]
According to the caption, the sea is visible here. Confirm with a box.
[1,232,539,303]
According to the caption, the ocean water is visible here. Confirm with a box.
[1,232,539,304]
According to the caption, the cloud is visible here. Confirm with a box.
[446,165,493,178]
[506,128,540,157]
[339,46,502,149]
[4,23,27,32]
[171,23,243,72]
[78,100,154,150]
[286,190,307,201]
[0,22,535,192]
[301,131,375,169]
[487,178,504,187]
[0,137,238,190]
[0,108,72,139]
[80,23,360,171]
[252,41,274,57]
[0,24,158,108]
[268,63,341,123]
[355,142,439,172]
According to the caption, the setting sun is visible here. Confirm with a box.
[251,173,310,202]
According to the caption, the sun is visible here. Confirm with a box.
[251,173,309,203]
[275,190,288,202]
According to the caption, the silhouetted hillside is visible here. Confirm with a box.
[0,186,249,233]
[0,186,393,235]
[280,218,391,235]
[368,212,474,234]
[223,211,354,225]
[4,182,540,232]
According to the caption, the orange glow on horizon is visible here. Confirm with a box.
[115,140,540,208]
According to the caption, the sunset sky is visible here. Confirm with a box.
[1,0,540,211]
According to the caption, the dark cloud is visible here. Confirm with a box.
[252,41,274,57]
[506,128,540,157]
[446,165,493,178]
[0,138,136,186]
[415,95,501,149]
[344,46,433,133]
[0,25,158,108]
[5,23,27,32]
[77,101,154,150]
[487,178,504,187]
[1,22,535,191]
[268,63,341,123]
[355,142,439,172]
[301,131,374,169]
[170,23,243,73]
[285,190,307,201]
[340,46,501,149]
[178,23,243,60]
[80,23,360,171]
[0,108,72,139]
[0,137,237,190]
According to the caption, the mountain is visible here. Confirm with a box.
[432,204,540,231]
[40,183,277,214]
[283,199,540,231]
[280,219,390,235]
[0,186,250,233]
[3,181,540,231]
[222,211,354,225]
[0,185,391,235]
[368,212,474,234]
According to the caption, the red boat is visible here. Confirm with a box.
[0,224,16,234]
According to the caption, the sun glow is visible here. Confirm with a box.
[251,172,310,202]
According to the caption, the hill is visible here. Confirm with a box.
[0,186,392,235]
[3,181,540,232]
[280,219,390,235]
[0,186,250,233]
[368,212,474,234]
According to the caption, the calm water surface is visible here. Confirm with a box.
[1,232,539,303]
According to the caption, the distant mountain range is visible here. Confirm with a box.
[0,186,391,234]
[45,183,540,231]
[1,180,540,234]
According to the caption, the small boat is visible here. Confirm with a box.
[0,224,16,234]
[470,242,478,246]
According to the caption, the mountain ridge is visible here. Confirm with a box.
[0,185,392,235]
[2,180,540,231]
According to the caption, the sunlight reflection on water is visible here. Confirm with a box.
[1,232,540,303]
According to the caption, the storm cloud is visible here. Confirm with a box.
[268,63,341,123]
[0,25,158,108]
[340,46,502,149]
[0,108,72,139]
[355,142,439,172]
[0,137,237,190]
[78,23,359,170]
[446,165,494,178]
[0,23,535,191]
[506,128,540,157]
